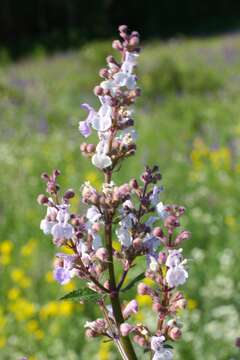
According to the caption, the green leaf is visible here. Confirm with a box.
[121,272,145,292]
[59,287,102,302]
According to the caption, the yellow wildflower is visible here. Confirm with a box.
[224,215,237,229]
[26,320,39,332]
[11,268,25,282]
[99,340,111,360]
[143,278,155,287]
[63,282,75,292]
[8,287,21,301]
[45,271,55,283]
[20,239,37,257]
[187,299,198,311]
[136,294,152,307]
[0,315,6,330]
[0,240,13,254]
[34,329,44,340]
[0,336,6,349]
[59,301,74,316]
[0,240,13,265]
[19,276,32,289]
[85,171,100,188]
[9,298,36,320]
[112,241,121,252]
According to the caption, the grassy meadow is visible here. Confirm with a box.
[0,33,240,359]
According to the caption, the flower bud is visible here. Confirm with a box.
[86,144,96,154]
[119,25,128,33]
[133,335,147,347]
[137,282,151,296]
[112,40,123,51]
[41,172,49,181]
[133,237,142,249]
[168,326,182,341]
[37,194,49,205]
[152,227,164,238]
[120,323,134,336]
[80,142,87,152]
[93,85,103,96]
[85,329,97,338]
[64,189,75,199]
[95,247,108,262]
[158,251,167,264]
[99,68,109,78]
[152,301,162,313]
[129,178,139,189]
[129,36,140,47]
[164,215,180,228]
[175,230,191,245]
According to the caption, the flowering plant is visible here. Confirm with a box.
[38,25,191,360]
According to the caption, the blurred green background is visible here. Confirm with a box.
[1,12,240,360]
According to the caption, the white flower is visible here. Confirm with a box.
[91,232,102,250]
[156,202,168,219]
[86,206,101,223]
[166,264,188,287]
[51,205,73,241]
[113,71,136,89]
[165,249,183,267]
[150,186,163,206]
[152,348,173,360]
[92,139,112,169]
[151,336,165,352]
[91,101,112,132]
[121,52,139,74]
[116,227,132,247]
[40,206,57,234]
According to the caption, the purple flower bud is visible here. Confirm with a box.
[120,323,134,336]
[175,230,191,245]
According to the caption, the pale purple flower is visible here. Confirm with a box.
[156,202,168,219]
[92,139,112,169]
[51,205,73,243]
[54,254,76,285]
[151,336,166,352]
[86,206,102,223]
[152,349,173,360]
[121,52,139,74]
[165,249,183,268]
[113,71,136,89]
[79,120,92,138]
[123,300,138,318]
[150,186,164,207]
[116,226,132,247]
[166,264,188,288]
[151,336,173,360]
[40,206,57,235]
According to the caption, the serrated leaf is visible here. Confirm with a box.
[59,287,101,302]
[121,272,145,292]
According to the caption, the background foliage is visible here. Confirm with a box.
[0,32,240,359]
[1,0,240,57]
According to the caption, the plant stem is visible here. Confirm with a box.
[105,220,137,360]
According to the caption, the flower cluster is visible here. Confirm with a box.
[38,25,191,360]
